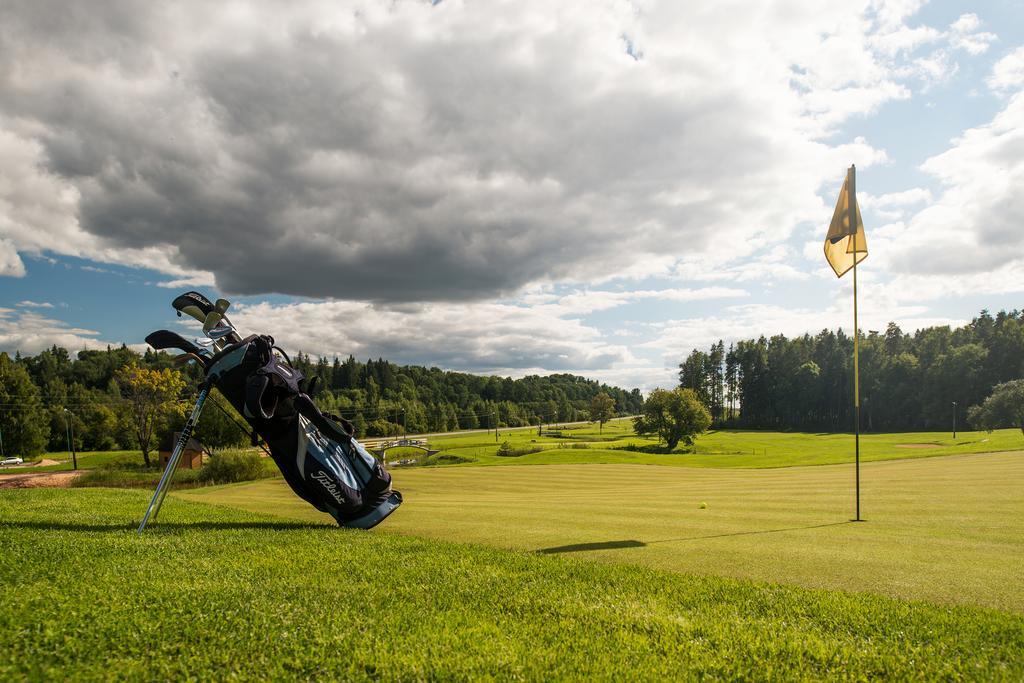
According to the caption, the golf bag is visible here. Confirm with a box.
[139,293,401,531]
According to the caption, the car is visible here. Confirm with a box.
[1,456,24,466]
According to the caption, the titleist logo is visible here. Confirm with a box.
[312,470,346,504]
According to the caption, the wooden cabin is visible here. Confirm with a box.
[158,432,206,469]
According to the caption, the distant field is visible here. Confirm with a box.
[418,420,1024,469]
[2,488,1021,679]
[8,422,1023,474]
[183,450,1024,612]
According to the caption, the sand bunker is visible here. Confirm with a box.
[0,470,84,489]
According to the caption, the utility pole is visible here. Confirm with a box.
[952,401,958,439]
[63,408,78,470]
[493,411,498,442]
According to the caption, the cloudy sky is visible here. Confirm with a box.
[1,0,1022,390]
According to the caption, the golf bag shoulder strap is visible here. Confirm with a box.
[294,393,354,443]
[244,335,305,420]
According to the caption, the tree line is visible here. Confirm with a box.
[285,353,643,436]
[678,308,1024,432]
[0,344,643,459]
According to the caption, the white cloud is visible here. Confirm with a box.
[0,1,938,302]
[947,13,997,56]
[0,238,25,277]
[859,188,933,220]
[988,46,1024,93]
[883,91,1024,280]
[862,188,932,209]
[909,49,958,88]
[0,125,199,279]
[154,274,216,289]
[869,24,941,56]
[673,242,816,285]
[228,298,636,375]
[200,288,744,390]
[0,309,118,355]
[533,287,748,316]
[16,300,53,309]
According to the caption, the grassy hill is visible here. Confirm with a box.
[2,488,1022,680]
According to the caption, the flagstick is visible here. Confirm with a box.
[849,164,861,522]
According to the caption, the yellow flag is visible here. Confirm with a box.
[824,169,867,278]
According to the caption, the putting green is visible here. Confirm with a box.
[179,451,1024,612]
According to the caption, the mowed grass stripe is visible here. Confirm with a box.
[182,451,1024,612]
[1,488,1022,680]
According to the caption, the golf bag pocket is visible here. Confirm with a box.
[298,415,365,515]
[292,415,393,520]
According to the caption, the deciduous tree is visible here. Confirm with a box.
[633,388,711,451]
[968,379,1024,436]
[589,392,615,432]
[116,364,186,466]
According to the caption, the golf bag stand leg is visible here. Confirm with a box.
[137,380,214,534]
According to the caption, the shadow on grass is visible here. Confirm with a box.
[537,521,853,554]
[647,520,853,545]
[538,539,646,554]
[0,520,331,533]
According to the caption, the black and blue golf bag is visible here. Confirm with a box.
[143,293,401,530]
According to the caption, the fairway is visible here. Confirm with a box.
[182,450,1024,612]
[3,488,1023,680]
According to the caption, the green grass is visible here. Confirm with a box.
[1,488,1021,680]
[5,424,1022,475]
[421,421,1024,468]
[2,450,146,473]
[72,467,203,489]
[185,451,1024,613]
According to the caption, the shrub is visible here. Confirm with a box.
[495,441,545,457]
[73,468,201,489]
[199,450,265,485]
[426,454,476,465]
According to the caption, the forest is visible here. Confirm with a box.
[678,308,1024,432]
[0,344,643,457]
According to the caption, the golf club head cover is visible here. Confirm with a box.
[145,330,204,359]
[172,291,217,323]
